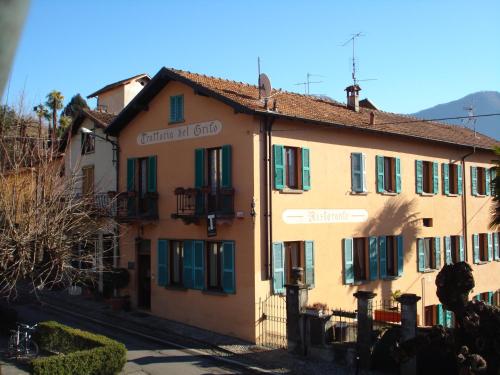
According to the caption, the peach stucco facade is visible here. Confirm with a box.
[115,78,499,342]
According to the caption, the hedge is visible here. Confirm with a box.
[31,321,126,375]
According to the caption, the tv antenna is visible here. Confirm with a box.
[341,32,376,86]
[463,99,477,138]
[294,73,324,95]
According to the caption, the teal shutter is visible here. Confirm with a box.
[494,233,500,261]
[193,240,205,290]
[169,95,183,122]
[445,310,453,328]
[442,163,450,195]
[221,145,232,188]
[302,148,311,190]
[361,153,367,192]
[397,236,404,277]
[395,157,402,193]
[459,236,465,261]
[473,234,479,264]
[304,241,314,287]
[490,167,497,196]
[471,167,478,196]
[351,153,363,192]
[444,237,452,265]
[157,240,168,286]
[195,149,205,214]
[273,145,285,190]
[418,239,425,272]
[433,162,439,194]
[437,304,444,326]
[457,165,463,195]
[272,242,285,294]
[222,241,235,293]
[376,156,385,193]
[169,96,176,122]
[178,96,184,121]
[344,238,354,284]
[147,156,157,193]
[379,236,387,279]
[435,237,441,269]
[127,158,135,191]
[183,240,194,288]
[487,233,493,261]
[369,236,378,281]
[488,291,494,305]
[416,160,423,194]
[486,169,491,196]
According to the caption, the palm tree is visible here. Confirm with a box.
[33,103,50,139]
[490,146,500,229]
[45,91,64,143]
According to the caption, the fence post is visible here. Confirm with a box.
[396,293,421,375]
[354,290,377,370]
[285,267,308,354]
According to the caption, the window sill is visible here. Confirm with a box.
[419,192,435,197]
[420,269,436,273]
[473,194,487,198]
[202,289,229,296]
[350,191,369,196]
[351,280,369,286]
[280,188,304,194]
[164,285,188,291]
[168,119,185,125]
[446,193,459,197]
[382,276,400,281]
[475,261,489,265]
[380,191,398,196]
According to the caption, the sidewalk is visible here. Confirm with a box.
[38,290,355,375]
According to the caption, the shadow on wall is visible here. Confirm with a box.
[348,196,422,301]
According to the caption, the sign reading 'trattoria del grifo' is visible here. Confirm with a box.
[137,120,222,146]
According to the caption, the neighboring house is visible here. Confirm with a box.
[105,67,500,342]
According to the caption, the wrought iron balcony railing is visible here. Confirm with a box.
[115,191,159,222]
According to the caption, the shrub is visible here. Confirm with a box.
[31,321,126,375]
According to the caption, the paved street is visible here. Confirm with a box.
[0,300,250,375]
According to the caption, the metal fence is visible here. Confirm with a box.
[257,294,287,349]
[330,308,358,343]
[372,299,401,330]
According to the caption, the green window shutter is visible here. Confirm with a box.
[444,237,452,265]
[485,168,491,196]
[344,238,354,284]
[490,167,497,196]
[417,239,425,272]
[434,237,441,269]
[183,240,194,288]
[273,145,285,190]
[415,160,423,194]
[302,148,311,190]
[169,95,183,122]
[157,240,169,286]
[395,157,402,193]
[459,236,465,262]
[457,165,463,195]
[195,149,205,214]
[221,145,232,188]
[361,153,367,192]
[397,236,404,277]
[442,164,450,195]
[488,291,494,305]
[487,233,493,261]
[351,153,363,192]
[376,156,385,193]
[473,234,479,264]
[193,240,205,290]
[437,304,444,326]
[222,241,235,294]
[369,236,378,281]
[169,96,176,122]
[127,158,136,191]
[178,95,184,121]
[494,233,500,261]
[379,236,387,279]
[445,310,453,328]
[147,156,157,193]
[304,241,314,288]
[272,242,285,294]
[433,162,439,194]
[471,167,478,196]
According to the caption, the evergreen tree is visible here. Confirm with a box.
[62,93,89,119]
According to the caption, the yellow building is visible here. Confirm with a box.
[106,67,499,342]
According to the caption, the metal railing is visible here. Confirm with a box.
[115,192,158,222]
[172,187,235,221]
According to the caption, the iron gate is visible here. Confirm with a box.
[257,293,287,349]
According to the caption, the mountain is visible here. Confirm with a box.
[411,91,500,141]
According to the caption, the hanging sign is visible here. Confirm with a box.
[282,209,368,224]
[137,120,222,145]
[207,214,217,237]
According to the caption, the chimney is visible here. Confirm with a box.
[345,84,361,112]
[370,111,375,125]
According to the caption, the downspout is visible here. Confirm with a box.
[264,116,274,281]
[108,134,120,269]
[461,146,476,262]
[262,118,269,279]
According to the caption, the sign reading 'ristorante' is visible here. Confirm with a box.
[282,209,368,224]
[137,120,222,145]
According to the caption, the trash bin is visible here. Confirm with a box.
[334,322,348,342]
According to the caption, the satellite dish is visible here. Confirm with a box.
[259,73,272,98]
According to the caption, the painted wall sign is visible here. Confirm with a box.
[137,120,222,145]
[282,209,368,224]
[207,214,217,237]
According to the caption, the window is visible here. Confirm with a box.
[207,242,223,290]
[272,241,314,293]
[443,163,462,195]
[170,241,183,285]
[81,132,95,155]
[473,233,492,263]
[425,304,452,327]
[386,236,397,276]
[379,236,404,279]
[82,165,94,195]
[490,167,497,195]
[351,153,366,193]
[169,95,184,123]
[273,145,310,191]
[422,218,433,227]
[417,237,441,271]
[444,235,464,264]
[126,156,157,215]
[471,166,490,196]
[353,238,368,282]
[376,156,401,194]
[494,233,500,261]
[416,160,438,194]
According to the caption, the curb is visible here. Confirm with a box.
[43,302,280,374]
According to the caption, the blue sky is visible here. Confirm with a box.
[4,0,500,114]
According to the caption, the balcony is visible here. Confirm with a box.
[171,187,235,224]
[116,191,159,222]
[72,192,116,217]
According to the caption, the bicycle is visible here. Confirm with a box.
[7,323,39,358]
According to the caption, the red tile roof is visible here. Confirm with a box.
[87,73,150,98]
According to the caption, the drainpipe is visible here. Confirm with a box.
[108,134,120,269]
[461,146,475,262]
[263,116,274,281]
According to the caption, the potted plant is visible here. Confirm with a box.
[103,268,130,311]
[305,302,329,317]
